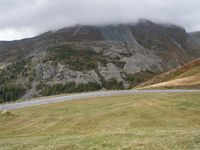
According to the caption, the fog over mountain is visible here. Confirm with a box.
[1,0,200,40]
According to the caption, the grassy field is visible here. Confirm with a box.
[0,92,200,150]
[137,59,200,89]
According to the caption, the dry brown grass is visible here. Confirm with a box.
[137,59,200,89]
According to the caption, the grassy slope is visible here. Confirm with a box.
[0,92,200,150]
[136,59,200,89]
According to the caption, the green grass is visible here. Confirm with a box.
[0,92,200,150]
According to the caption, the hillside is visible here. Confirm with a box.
[137,59,200,89]
[0,92,200,149]
[191,31,200,39]
[0,19,200,102]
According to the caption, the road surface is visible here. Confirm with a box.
[0,90,199,111]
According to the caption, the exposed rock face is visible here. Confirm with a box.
[98,63,124,82]
[0,19,200,99]
[36,62,100,84]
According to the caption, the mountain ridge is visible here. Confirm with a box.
[0,19,200,102]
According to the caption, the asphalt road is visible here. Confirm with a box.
[0,90,199,111]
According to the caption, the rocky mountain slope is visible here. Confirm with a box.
[136,59,200,89]
[191,31,200,39]
[0,19,200,102]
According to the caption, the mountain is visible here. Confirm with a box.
[0,19,200,102]
[136,59,200,89]
[190,31,200,39]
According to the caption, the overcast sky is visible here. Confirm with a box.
[0,0,200,41]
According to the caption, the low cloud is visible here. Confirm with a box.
[0,0,200,40]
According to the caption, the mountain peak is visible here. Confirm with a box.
[0,19,200,101]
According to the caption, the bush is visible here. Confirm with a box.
[0,85,26,103]
[39,82,102,96]
[46,44,105,71]
[102,78,124,90]
[0,59,29,85]
[125,71,156,87]
[75,82,102,93]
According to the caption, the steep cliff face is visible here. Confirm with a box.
[0,20,200,101]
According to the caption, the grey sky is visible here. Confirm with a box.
[0,0,200,40]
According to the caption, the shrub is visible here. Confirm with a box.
[0,59,29,85]
[46,44,106,71]
[0,85,26,103]
[39,82,101,96]
[102,78,124,90]
[125,71,156,88]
